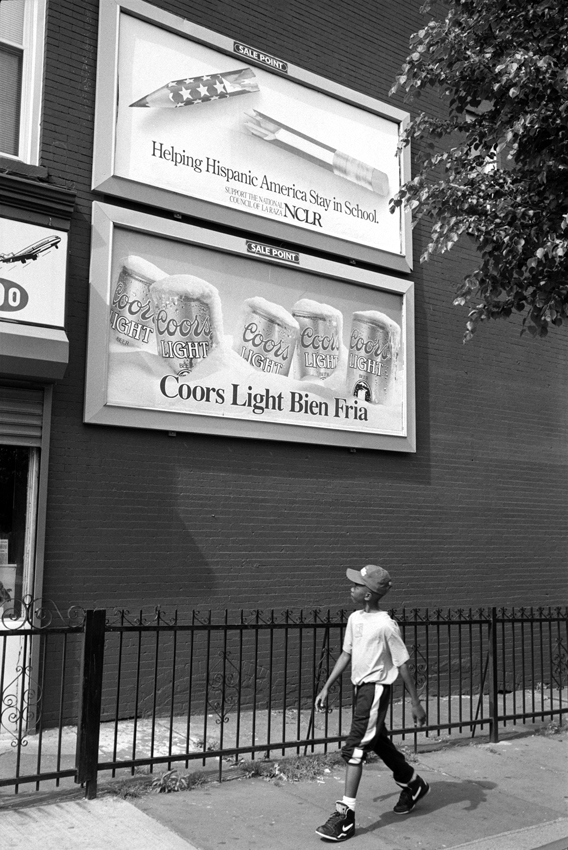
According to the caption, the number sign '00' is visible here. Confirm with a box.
[0,280,29,312]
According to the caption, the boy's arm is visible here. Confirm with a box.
[315,650,351,711]
[398,661,427,726]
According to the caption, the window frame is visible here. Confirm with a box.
[0,0,46,164]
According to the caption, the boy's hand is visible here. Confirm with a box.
[411,701,427,726]
[315,688,329,712]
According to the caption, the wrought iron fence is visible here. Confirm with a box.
[0,597,85,798]
[0,602,566,800]
[90,605,568,795]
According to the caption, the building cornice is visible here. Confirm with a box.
[0,169,76,231]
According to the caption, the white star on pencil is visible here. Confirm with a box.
[130,68,259,108]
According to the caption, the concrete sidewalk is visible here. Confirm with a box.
[1,731,567,850]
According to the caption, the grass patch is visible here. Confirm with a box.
[103,772,156,799]
[242,751,346,783]
[103,766,209,798]
[151,768,209,793]
[105,749,399,795]
[540,721,564,737]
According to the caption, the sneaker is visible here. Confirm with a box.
[315,801,355,841]
[393,776,430,814]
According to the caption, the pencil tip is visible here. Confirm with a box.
[130,97,149,107]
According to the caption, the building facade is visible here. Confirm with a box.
[0,0,566,628]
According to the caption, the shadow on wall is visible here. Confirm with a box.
[44,431,216,611]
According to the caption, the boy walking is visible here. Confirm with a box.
[315,564,428,842]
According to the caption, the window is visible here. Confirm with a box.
[0,445,39,611]
[0,0,45,162]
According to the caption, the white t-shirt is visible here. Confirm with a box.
[343,609,410,686]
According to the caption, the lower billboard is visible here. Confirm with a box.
[85,203,415,451]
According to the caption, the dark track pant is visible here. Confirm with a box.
[341,682,414,785]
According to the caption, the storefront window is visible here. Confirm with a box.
[0,445,39,612]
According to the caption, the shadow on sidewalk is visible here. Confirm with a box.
[349,778,499,836]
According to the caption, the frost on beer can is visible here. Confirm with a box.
[292,299,342,381]
[233,297,299,376]
[109,255,166,348]
[150,274,223,375]
[347,311,401,405]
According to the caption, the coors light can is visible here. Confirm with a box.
[233,297,299,376]
[150,274,223,374]
[347,311,401,405]
[292,299,342,381]
[109,255,165,349]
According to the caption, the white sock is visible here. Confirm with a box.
[342,796,356,810]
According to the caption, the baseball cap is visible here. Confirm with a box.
[346,564,392,594]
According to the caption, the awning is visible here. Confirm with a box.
[0,321,69,382]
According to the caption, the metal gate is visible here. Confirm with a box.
[0,597,85,798]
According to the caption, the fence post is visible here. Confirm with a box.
[76,609,106,799]
[488,607,499,743]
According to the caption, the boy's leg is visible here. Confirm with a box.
[344,761,363,798]
[315,684,382,842]
[372,725,414,785]
[342,682,390,787]
[372,725,430,813]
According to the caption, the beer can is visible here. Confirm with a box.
[233,297,299,376]
[150,274,223,374]
[292,299,342,381]
[347,311,401,405]
[109,255,165,349]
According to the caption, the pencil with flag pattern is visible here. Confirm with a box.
[130,68,259,108]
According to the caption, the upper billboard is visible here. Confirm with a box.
[93,0,412,271]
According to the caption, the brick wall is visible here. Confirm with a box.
[39,0,567,614]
